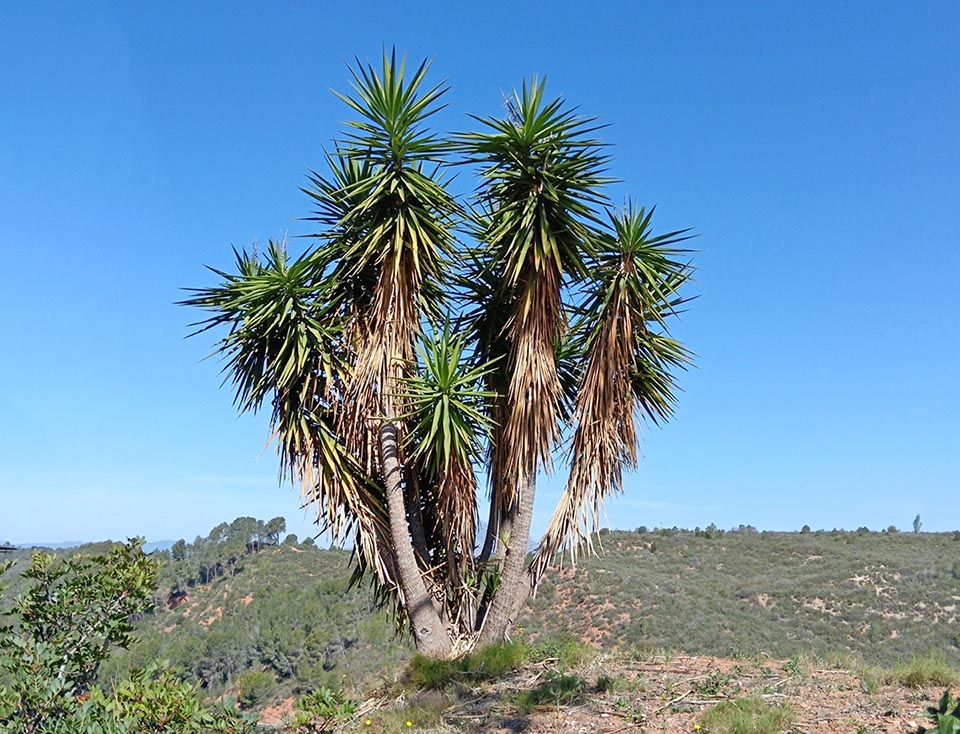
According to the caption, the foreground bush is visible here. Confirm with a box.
[698,695,795,734]
[0,542,255,733]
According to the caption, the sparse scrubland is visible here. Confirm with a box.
[3,523,960,732]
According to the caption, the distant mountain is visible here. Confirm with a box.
[143,540,176,553]
[12,539,176,552]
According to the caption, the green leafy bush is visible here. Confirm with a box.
[0,541,256,734]
[101,662,255,732]
[0,541,157,733]
[920,689,960,734]
[291,686,357,733]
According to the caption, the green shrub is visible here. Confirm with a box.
[530,633,593,667]
[696,668,735,697]
[887,654,960,688]
[237,669,278,709]
[512,670,585,712]
[698,695,795,734]
[407,641,528,689]
[103,663,256,733]
[0,542,157,734]
[0,543,256,734]
[291,686,356,733]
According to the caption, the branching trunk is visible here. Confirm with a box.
[474,498,503,631]
[477,497,500,568]
[477,472,536,644]
[380,421,452,658]
[404,468,432,567]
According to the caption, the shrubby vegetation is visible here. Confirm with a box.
[919,689,960,734]
[289,686,356,733]
[521,527,960,665]
[0,541,254,734]
[101,518,406,702]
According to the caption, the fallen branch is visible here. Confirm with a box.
[655,689,692,713]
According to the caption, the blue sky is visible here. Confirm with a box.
[1,1,957,545]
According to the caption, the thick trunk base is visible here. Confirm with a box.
[380,421,453,658]
[477,473,535,644]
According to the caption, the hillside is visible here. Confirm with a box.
[3,523,960,725]
[521,527,960,665]
[101,541,410,704]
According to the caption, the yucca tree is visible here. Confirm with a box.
[458,79,616,643]
[184,51,693,657]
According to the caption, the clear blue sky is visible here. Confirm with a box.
[1,1,958,545]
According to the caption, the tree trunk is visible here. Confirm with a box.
[473,501,507,635]
[380,421,452,658]
[477,472,535,644]
[404,468,432,567]
[477,497,500,568]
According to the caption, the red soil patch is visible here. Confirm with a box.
[259,696,296,727]
[199,606,223,628]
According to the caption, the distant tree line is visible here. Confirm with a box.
[160,516,287,602]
